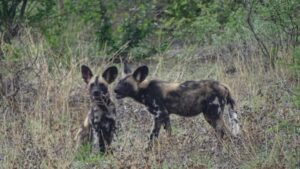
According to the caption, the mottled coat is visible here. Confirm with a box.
[114,65,239,148]
[75,65,118,153]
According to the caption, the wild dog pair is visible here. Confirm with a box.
[114,64,240,149]
[75,63,240,152]
[75,65,118,153]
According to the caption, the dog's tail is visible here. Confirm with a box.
[222,83,240,137]
[227,90,236,110]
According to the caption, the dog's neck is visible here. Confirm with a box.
[134,87,157,108]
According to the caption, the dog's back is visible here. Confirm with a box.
[166,80,234,115]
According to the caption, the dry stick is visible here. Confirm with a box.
[111,41,130,61]
[246,0,273,68]
[20,0,28,19]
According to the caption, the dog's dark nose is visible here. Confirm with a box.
[93,91,101,96]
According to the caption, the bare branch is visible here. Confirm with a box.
[20,0,28,19]
[245,0,273,68]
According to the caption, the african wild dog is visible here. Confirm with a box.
[114,64,240,149]
[75,65,118,153]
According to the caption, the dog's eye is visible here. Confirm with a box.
[90,83,95,88]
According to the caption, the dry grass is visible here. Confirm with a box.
[0,31,299,169]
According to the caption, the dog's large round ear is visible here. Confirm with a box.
[133,65,148,83]
[81,65,93,84]
[102,66,118,84]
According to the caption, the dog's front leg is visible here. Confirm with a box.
[163,116,172,136]
[91,128,100,153]
[150,115,163,140]
[147,115,163,150]
[147,106,168,150]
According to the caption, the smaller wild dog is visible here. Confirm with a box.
[75,65,118,153]
[114,64,240,149]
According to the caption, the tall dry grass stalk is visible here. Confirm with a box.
[0,30,299,169]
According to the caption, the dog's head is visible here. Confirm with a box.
[81,65,118,103]
[114,63,149,99]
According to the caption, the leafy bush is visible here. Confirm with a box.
[1,0,300,61]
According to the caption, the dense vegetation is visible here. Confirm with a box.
[0,0,299,168]
[1,0,299,60]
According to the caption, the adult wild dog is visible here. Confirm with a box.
[114,64,240,149]
[75,65,118,153]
